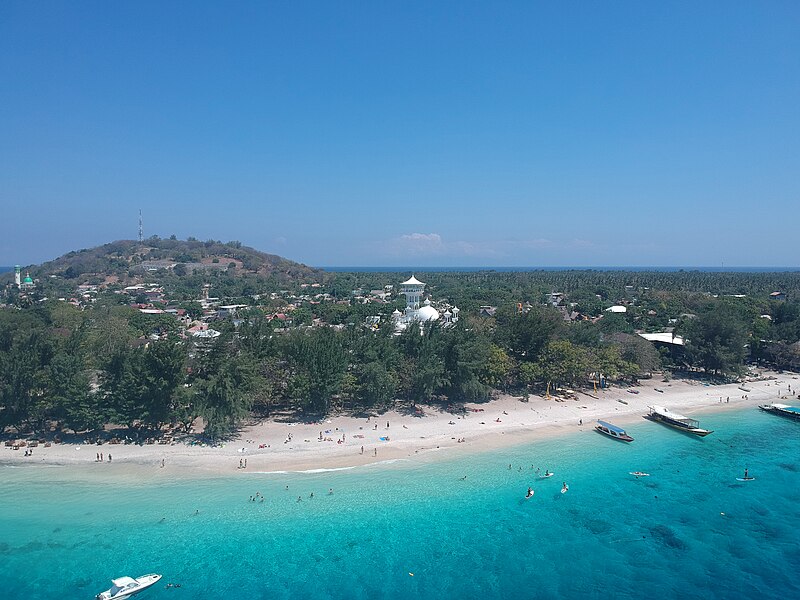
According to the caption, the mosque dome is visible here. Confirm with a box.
[417,304,440,322]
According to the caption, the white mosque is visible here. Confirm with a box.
[392,275,459,332]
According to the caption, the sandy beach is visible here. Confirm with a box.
[4,369,798,477]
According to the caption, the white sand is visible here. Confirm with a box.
[4,370,798,478]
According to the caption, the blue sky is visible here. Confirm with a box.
[2,1,799,267]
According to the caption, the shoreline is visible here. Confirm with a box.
[3,370,797,480]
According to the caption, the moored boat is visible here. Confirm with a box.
[95,574,162,600]
[595,420,634,442]
[759,403,800,421]
[644,406,713,437]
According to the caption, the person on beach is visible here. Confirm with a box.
[108,454,111,462]
[161,458,165,468]
[374,448,377,456]
[361,446,364,454]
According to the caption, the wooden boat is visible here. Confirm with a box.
[759,403,800,421]
[595,420,634,442]
[644,406,713,437]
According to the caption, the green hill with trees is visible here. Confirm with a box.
[2,237,320,291]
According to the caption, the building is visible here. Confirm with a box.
[19,271,35,290]
[391,275,458,332]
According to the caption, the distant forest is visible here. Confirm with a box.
[2,267,800,440]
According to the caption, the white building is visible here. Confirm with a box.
[392,275,458,332]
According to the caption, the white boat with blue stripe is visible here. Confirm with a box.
[595,420,634,442]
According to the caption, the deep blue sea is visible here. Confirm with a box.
[2,408,798,599]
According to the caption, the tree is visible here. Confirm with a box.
[681,304,747,377]
[482,344,514,390]
[356,362,397,408]
[48,351,98,431]
[534,340,590,390]
[138,340,186,429]
[197,358,252,440]
[495,305,562,362]
[0,330,54,431]
[285,328,347,414]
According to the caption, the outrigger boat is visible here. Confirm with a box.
[759,403,800,421]
[644,406,713,437]
[595,420,634,442]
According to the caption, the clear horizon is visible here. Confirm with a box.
[2,2,799,267]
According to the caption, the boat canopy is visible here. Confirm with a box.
[111,577,137,587]
[649,405,699,427]
[597,420,627,434]
[650,406,691,421]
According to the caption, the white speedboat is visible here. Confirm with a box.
[95,574,162,600]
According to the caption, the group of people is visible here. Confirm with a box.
[95,452,111,462]
[295,488,334,503]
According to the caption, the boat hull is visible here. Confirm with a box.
[759,405,800,421]
[644,414,713,437]
[594,426,634,442]
[97,574,162,600]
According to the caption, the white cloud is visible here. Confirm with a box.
[383,233,598,261]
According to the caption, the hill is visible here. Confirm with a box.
[3,238,321,289]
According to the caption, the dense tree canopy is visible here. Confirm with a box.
[2,269,800,439]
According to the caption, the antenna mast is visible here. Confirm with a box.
[138,209,143,242]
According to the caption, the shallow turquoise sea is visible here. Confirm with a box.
[2,408,799,600]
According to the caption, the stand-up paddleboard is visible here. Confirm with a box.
[539,472,554,479]
[736,477,755,482]
[630,472,650,477]
[561,485,569,494]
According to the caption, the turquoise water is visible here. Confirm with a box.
[2,409,799,599]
